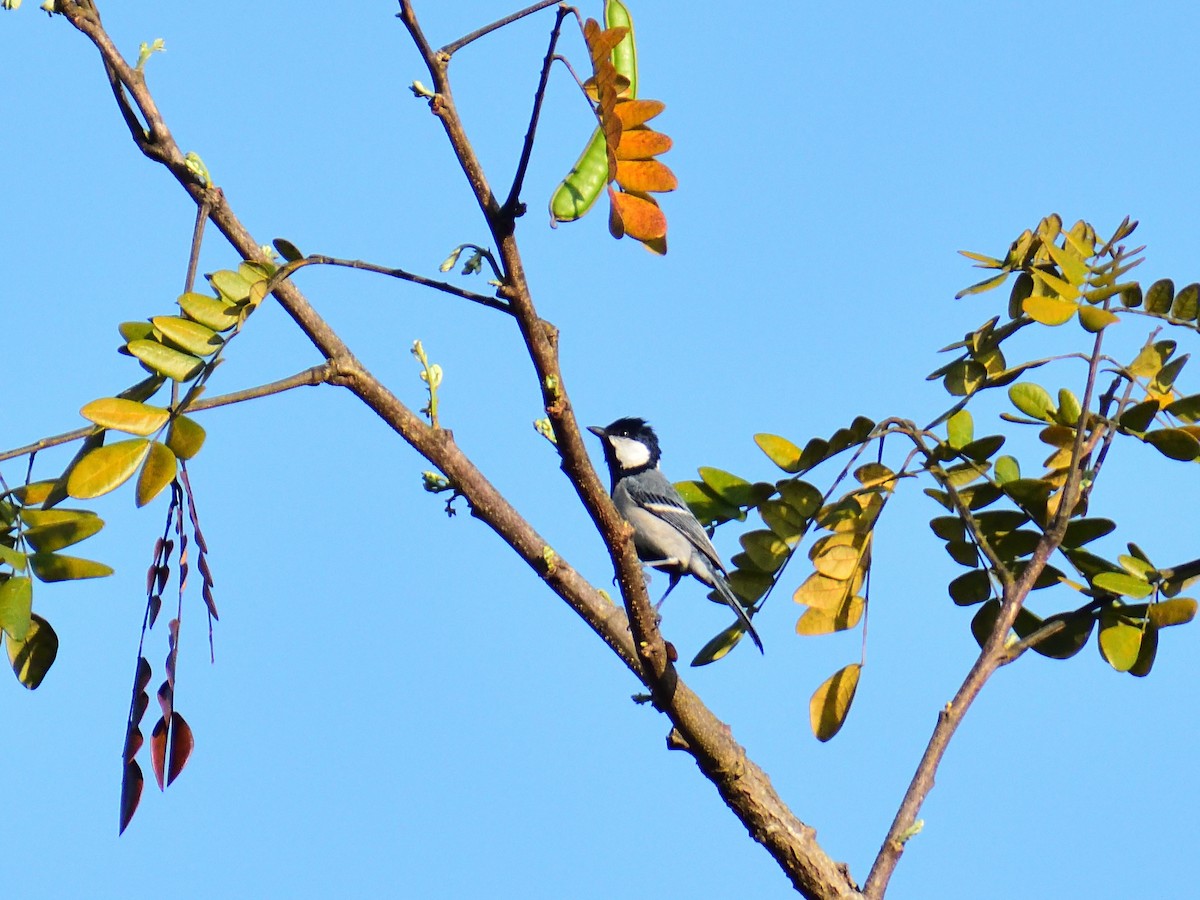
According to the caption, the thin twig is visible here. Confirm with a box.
[503,5,570,215]
[864,327,1112,899]
[438,0,561,57]
[0,364,336,466]
[293,254,512,314]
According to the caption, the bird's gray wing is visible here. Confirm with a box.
[636,483,726,574]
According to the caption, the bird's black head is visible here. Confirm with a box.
[588,417,662,480]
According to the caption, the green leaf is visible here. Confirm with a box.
[676,481,740,526]
[945,541,978,567]
[1092,571,1153,599]
[1170,283,1199,321]
[955,271,1009,299]
[6,613,57,689]
[1143,428,1200,461]
[970,599,1001,648]
[273,238,304,262]
[136,442,177,508]
[796,438,830,473]
[178,292,241,332]
[165,415,206,460]
[1008,383,1056,421]
[949,568,992,606]
[29,553,113,582]
[690,622,748,667]
[740,530,789,573]
[944,360,986,396]
[1057,389,1083,426]
[119,321,155,343]
[67,438,151,499]
[946,410,973,449]
[1144,278,1174,315]
[1128,339,1175,377]
[1148,598,1197,628]
[776,480,822,518]
[151,316,223,357]
[127,340,204,382]
[79,398,169,436]
[726,569,774,604]
[208,268,253,303]
[1129,623,1158,677]
[1027,611,1095,660]
[43,431,105,510]
[1164,393,1200,424]
[993,455,1020,483]
[0,576,33,641]
[698,468,770,508]
[1062,518,1115,548]
[809,663,860,742]
[759,499,808,542]
[960,435,1005,461]
[1008,272,1034,319]
[10,481,56,506]
[1119,283,1143,308]
[0,545,27,571]
[24,511,104,552]
[1098,614,1143,672]
[1078,306,1118,332]
[1118,399,1160,433]
[117,375,168,403]
[973,509,1029,535]
[929,516,966,542]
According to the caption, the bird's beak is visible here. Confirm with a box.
[586,425,606,438]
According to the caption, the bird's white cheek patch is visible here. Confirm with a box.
[610,435,651,470]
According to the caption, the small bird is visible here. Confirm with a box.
[588,417,764,653]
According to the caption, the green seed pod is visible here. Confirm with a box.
[548,0,639,225]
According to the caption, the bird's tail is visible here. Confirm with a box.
[711,570,764,654]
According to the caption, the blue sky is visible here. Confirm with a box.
[3,2,1198,898]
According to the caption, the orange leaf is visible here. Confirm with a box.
[617,128,672,160]
[614,99,665,129]
[616,159,678,193]
[167,711,194,786]
[119,760,144,835]
[586,22,628,64]
[150,715,168,790]
[609,188,667,241]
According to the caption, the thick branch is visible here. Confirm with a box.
[396,4,858,897]
[55,4,859,897]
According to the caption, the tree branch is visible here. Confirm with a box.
[53,3,860,897]
[438,0,561,57]
[864,329,1113,898]
[503,5,570,215]
[0,364,337,466]
[285,253,512,315]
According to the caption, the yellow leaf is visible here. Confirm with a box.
[79,398,169,436]
[66,439,150,500]
[795,596,864,635]
[810,663,861,741]
[1023,294,1078,326]
[135,442,177,508]
[165,415,206,460]
[6,613,58,689]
